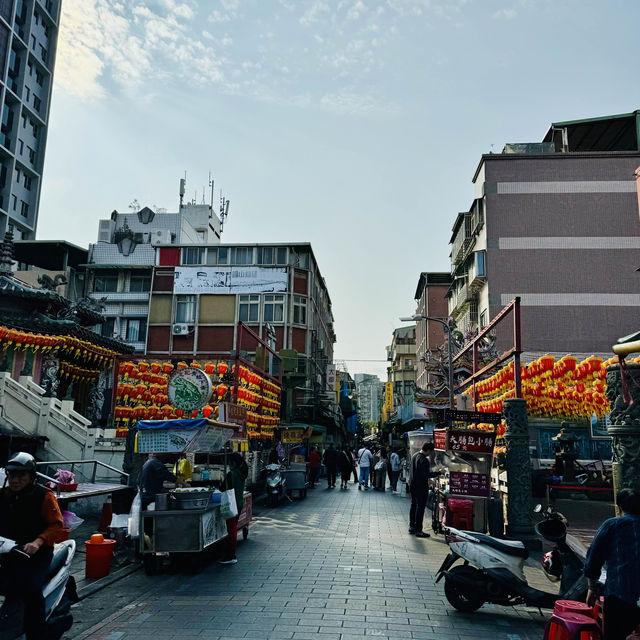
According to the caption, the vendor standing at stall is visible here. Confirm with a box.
[219,453,248,565]
[140,454,176,509]
[409,442,442,538]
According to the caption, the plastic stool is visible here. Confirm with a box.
[554,600,595,618]
[543,612,602,640]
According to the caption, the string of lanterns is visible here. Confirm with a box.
[465,354,625,420]
[59,362,101,382]
[113,359,282,438]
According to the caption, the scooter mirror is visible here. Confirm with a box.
[533,504,543,513]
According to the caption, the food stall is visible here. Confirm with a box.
[432,409,500,534]
[135,418,252,574]
[279,426,312,499]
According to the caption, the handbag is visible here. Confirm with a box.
[220,489,238,519]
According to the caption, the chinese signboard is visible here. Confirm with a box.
[219,402,247,439]
[385,382,394,412]
[448,430,496,454]
[434,429,447,451]
[433,429,496,454]
[444,409,503,424]
[167,368,213,412]
[174,266,288,295]
[449,471,490,497]
[281,428,306,443]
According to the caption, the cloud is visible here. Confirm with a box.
[493,7,517,19]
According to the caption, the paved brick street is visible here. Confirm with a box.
[69,484,549,640]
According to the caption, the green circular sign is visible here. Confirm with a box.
[167,368,213,412]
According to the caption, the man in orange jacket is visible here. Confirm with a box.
[0,452,66,640]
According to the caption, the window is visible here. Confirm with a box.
[403,380,414,395]
[33,95,41,112]
[293,295,307,324]
[14,166,19,182]
[182,247,204,265]
[175,295,196,324]
[100,318,115,338]
[473,250,486,278]
[230,246,251,265]
[295,250,309,269]
[30,34,35,48]
[32,122,38,139]
[238,294,259,323]
[206,248,217,265]
[126,319,147,343]
[35,70,43,86]
[405,359,413,369]
[27,61,32,76]
[480,309,488,328]
[257,246,273,265]
[217,247,229,264]
[21,113,26,128]
[27,146,35,163]
[23,174,31,190]
[20,200,28,217]
[276,247,287,265]
[94,273,118,292]
[39,44,47,62]
[17,138,23,153]
[263,294,284,322]
[11,194,16,210]
[129,274,150,292]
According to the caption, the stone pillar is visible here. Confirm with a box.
[503,398,535,538]
[605,363,640,494]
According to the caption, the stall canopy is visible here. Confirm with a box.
[137,419,209,431]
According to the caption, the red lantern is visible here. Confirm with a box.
[217,384,228,398]
[205,362,215,375]
[202,405,214,418]
[162,362,174,374]
[177,361,188,370]
[190,362,202,369]
[217,362,228,376]
[138,361,149,372]
[150,362,161,374]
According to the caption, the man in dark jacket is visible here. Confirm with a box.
[0,452,66,640]
[323,444,339,489]
[409,442,442,538]
[140,454,176,508]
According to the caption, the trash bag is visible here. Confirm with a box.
[127,491,141,538]
[62,510,84,531]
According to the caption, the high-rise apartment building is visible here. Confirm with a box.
[354,373,383,423]
[0,0,60,239]
[447,110,640,354]
[386,326,416,409]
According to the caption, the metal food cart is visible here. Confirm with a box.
[135,418,253,574]
[431,409,500,535]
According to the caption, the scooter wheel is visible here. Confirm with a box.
[443,566,485,612]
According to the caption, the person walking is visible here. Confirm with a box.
[218,453,248,565]
[389,449,402,494]
[357,445,374,490]
[308,447,321,489]
[323,444,338,489]
[349,448,358,483]
[409,441,442,537]
[338,448,353,489]
[373,448,387,491]
[584,488,640,640]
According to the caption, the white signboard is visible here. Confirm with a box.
[174,267,288,294]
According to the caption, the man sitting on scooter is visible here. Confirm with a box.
[0,452,66,640]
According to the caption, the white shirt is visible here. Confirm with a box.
[390,452,401,472]
[357,448,374,468]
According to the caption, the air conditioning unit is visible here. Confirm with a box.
[151,229,172,246]
[172,323,189,336]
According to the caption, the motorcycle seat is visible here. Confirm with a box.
[469,532,529,559]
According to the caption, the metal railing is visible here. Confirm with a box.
[35,459,129,495]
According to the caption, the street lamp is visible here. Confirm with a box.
[399,314,455,410]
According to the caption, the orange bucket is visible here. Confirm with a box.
[85,537,116,579]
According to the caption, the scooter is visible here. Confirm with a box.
[0,535,78,640]
[265,464,287,507]
[435,504,599,613]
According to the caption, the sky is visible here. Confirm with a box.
[38,0,640,381]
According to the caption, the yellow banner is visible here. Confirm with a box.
[385,382,394,412]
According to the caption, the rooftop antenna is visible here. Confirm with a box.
[208,171,214,212]
[179,173,186,207]
[219,189,230,233]
[202,186,206,205]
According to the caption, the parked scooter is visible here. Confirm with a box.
[264,464,287,507]
[0,534,78,640]
[436,504,598,612]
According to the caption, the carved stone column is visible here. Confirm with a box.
[503,398,535,538]
[41,355,60,397]
[87,370,107,428]
[605,363,640,493]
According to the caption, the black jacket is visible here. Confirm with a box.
[323,448,339,470]
[0,483,48,546]
[410,452,439,492]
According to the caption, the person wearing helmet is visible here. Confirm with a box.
[0,452,66,640]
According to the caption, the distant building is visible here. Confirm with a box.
[86,195,224,351]
[386,325,416,409]
[0,0,61,239]
[354,373,383,423]
[413,272,451,392]
[447,110,640,354]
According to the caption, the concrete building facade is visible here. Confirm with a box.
[354,373,383,423]
[413,272,451,391]
[448,111,640,354]
[386,325,416,409]
[0,0,60,239]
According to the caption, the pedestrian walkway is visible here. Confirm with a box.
[73,483,548,640]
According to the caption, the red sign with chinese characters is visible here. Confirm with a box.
[434,429,448,451]
[449,471,490,497]
[447,430,496,454]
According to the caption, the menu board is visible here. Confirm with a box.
[449,471,490,497]
[448,430,496,454]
